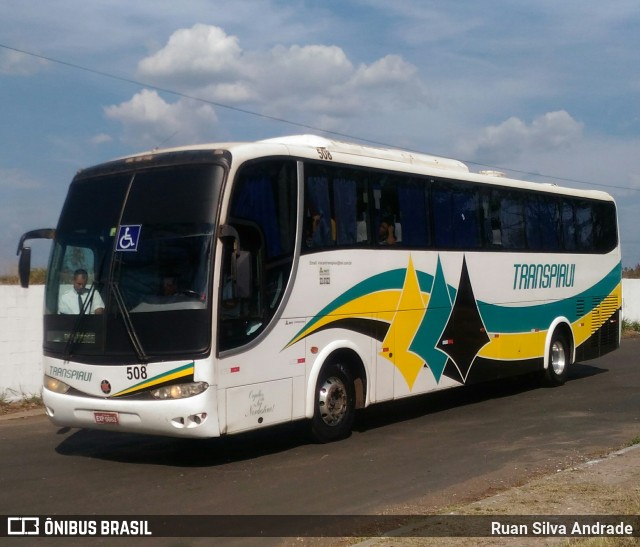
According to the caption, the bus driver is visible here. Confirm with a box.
[58,269,105,314]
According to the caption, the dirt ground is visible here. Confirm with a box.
[343,444,640,547]
[312,333,640,546]
[0,398,42,416]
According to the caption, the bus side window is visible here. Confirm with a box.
[221,160,297,351]
[575,201,594,251]
[481,191,501,247]
[397,178,430,248]
[371,175,399,246]
[498,191,525,250]
[304,164,366,250]
[433,181,481,249]
[304,174,334,249]
[432,185,453,248]
[333,177,357,246]
[451,185,481,248]
[356,203,368,243]
[538,196,562,251]
[593,201,617,252]
[562,200,577,251]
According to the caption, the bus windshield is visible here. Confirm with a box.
[44,163,224,363]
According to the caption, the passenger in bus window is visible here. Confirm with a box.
[161,276,178,296]
[378,217,397,245]
[58,268,104,314]
[306,208,334,247]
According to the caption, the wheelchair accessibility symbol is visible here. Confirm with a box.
[116,225,141,252]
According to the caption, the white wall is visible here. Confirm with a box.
[623,279,640,323]
[2,281,640,401]
[0,285,44,401]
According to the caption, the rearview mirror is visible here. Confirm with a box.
[18,246,32,288]
[219,224,253,301]
[15,228,55,289]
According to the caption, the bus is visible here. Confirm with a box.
[17,134,621,442]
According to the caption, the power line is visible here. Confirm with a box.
[461,160,639,193]
[2,42,639,193]
[0,43,389,145]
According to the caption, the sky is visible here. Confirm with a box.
[2,0,640,274]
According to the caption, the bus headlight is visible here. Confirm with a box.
[150,382,208,400]
[44,375,71,394]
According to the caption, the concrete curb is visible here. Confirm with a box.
[0,407,45,422]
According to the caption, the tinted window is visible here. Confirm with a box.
[593,201,617,252]
[301,161,617,255]
[303,163,368,251]
[397,178,430,247]
[432,181,481,249]
[494,191,526,250]
[526,195,561,251]
[220,160,297,351]
[562,201,577,251]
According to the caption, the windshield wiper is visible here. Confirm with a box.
[110,281,148,363]
[63,282,99,361]
[63,250,110,361]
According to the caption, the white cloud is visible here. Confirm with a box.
[128,24,429,128]
[104,89,219,148]
[0,48,48,76]
[90,133,112,145]
[263,44,355,89]
[137,24,244,87]
[457,111,584,164]
[352,55,418,88]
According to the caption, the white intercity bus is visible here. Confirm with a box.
[17,135,621,442]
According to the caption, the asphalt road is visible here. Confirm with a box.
[1,339,639,534]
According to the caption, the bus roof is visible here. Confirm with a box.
[106,134,614,203]
[259,134,471,174]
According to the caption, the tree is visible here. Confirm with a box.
[623,264,640,279]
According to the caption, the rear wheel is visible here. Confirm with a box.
[310,361,355,443]
[545,332,569,386]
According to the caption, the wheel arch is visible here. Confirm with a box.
[305,341,369,419]
[544,318,575,370]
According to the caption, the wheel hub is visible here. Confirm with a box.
[551,341,566,375]
[318,376,347,426]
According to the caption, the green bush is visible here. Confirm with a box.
[0,268,47,285]
[622,319,640,335]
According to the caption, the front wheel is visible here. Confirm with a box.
[545,332,570,386]
[309,362,355,443]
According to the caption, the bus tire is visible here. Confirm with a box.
[309,361,355,443]
[545,331,569,386]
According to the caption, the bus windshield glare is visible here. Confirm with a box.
[44,163,224,363]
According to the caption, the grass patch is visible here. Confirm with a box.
[0,268,47,285]
[622,319,640,338]
[0,389,43,415]
[626,436,640,447]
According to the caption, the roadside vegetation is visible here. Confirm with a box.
[622,263,640,279]
[0,268,47,285]
[0,390,42,416]
[622,319,640,337]
[627,436,640,447]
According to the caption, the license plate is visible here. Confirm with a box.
[94,411,120,425]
